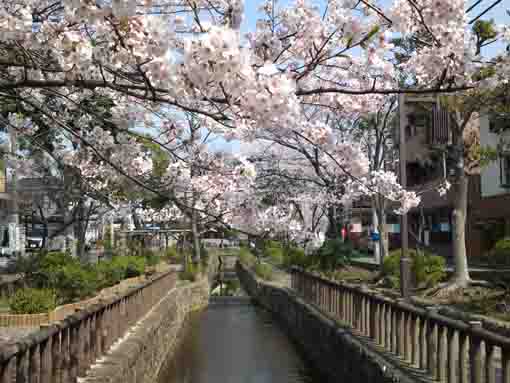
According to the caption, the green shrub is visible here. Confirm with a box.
[9,288,57,314]
[180,261,201,282]
[254,263,273,280]
[114,256,146,278]
[383,249,446,288]
[55,264,99,303]
[165,246,184,264]
[200,246,210,268]
[96,260,124,288]
[265,240,282,249]
[283,246,310,268]
[491,238,510,266]
[96,256,146,289]
[145,254,160,267]
[238,248,256,267]
[265,247,284,265]
[315,239,352,270]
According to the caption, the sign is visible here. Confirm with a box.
[370,231,380,241]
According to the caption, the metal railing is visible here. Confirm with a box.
[0,270,177,383]
[291,268,510,383]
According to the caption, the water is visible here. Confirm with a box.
[157,302,319,383]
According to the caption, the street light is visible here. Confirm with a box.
[398,94,412,298]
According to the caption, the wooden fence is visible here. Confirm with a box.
[291,268,510,383]
[0,275,149,328]
[0,270,177,383]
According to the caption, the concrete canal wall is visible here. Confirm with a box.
[236,262,419,383]
[82,278,209,383]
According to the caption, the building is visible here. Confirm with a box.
[468,112,510,258]
[17,177,73,252]
[0,145,24,256]
[397,94,510,260]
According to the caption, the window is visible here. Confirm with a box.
[500,155,510,188]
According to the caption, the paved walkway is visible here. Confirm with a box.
[354,256,510,273]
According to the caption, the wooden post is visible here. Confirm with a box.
[380,303,386,349]
[447,328,458,383]
[16,349,29,383]
[51,332,61,383]
[29,344,40,383]
[502,347,510,383]
[438,325,448,382]
[397,308,405,357]
[420,318,428,370]
[69,325,79,381]
[469,322,483,383]
[39,337,52,383]
[0,356,16,383]
[427,319,438,379]
[412,315,420,367]
[459,332,469,383]
[485,343,496,383]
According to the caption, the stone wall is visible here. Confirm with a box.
[236,262,419,383]
[82,278,209,383]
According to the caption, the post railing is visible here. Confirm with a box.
[0,270,177,383]
[291,267,510,383]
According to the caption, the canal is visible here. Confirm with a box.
[157,299,320,383]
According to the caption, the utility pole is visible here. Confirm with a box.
[398,94,412,298]
[6,124,21,257]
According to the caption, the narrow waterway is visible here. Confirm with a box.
[157,301,320,383]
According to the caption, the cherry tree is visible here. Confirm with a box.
[0,0,508,276]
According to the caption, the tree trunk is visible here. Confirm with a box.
[326,205,339,239]
[38,205,48,250]
[452,173,470,286]
[377,207,388,268]
[191,207,201,263]
[371,204,380,264]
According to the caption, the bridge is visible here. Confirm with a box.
[0,253,509,383]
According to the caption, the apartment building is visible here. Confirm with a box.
[468,112,510,258]
[397,94,510,259]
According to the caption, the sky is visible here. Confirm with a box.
[206,0,510,154]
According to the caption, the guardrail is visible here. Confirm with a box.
[0,270,177,383]
[291,267,510,383]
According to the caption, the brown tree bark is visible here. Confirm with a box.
[452,172,470,286]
